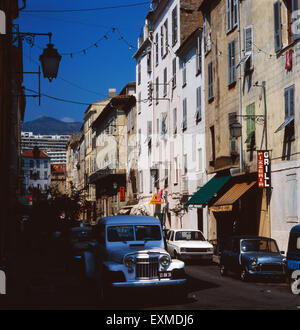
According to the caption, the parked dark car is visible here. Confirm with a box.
[68,225,93,257]
[286,225,300,294]
[219,236,286,281]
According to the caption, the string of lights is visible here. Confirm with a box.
[23,2,150,13]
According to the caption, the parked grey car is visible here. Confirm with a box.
[219,236,286,281]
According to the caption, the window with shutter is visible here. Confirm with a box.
[196,34,202,75]
[172,58,176,89]
[227,0,238,33]
[156,77,159,104]
[172,6,178,46]
[245,103,256,149]
[243,26,254,72]
[173,108,177,135]
[196,87,201,122]
[208,62,214,101]
[275,85,295,141]
[274,1,282,52]
[155,33,159,66]
[182,60,187,87]
[182,98,187,130]
[163,67,167,97]
[228,40,236,85]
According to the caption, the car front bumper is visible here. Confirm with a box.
[178,253,213,260]
[111,278,186,288]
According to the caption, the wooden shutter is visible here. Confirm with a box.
[274,1,282,52]
[172,6,178,46]
[245,103,256,148]
[208,62,213,100]
[227,0,232,32]
[228,40,236,85]
[183,99,187,130]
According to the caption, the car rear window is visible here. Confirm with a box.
[107,225,161,242]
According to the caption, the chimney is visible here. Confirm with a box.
[109,88,116,98]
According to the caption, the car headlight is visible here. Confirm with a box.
[250,258,258,266]
[124,256,135,267]
[160,255,171,268]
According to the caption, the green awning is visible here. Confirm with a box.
[185,175,231,208]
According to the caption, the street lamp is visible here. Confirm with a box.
[229,122,242,139]
[39,42,62,82]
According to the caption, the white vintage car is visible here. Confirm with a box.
[83,216,186,299]
[166,229,214,262]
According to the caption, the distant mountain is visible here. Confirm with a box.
[22,116,82,135]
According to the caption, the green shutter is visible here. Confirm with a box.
[245,103,256,148]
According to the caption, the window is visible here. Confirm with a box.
[149,170,153,193]
[163,67,167,97]
[274,1,282,52]
[228,40,236,85]
[226,0,238,33]
[196,86,201,122]
[172,58,176,88]
[203,15,207,54]
[137,62,141,85]
[182,60,187,87]
[155,77,159,104]
[228,112,238,155]
[138,129,141,155]
[155,33,159,66]
[36,159,40,168]
[174,157,179,184]
[156,117,159,135]
[173,108,177,135]
[147,121,152,139]
[284,85,295,141]
[196,34,202,74]
[243,26,254,72]
[172,6,178,46]
[138,92,141,114]
[147,51,152,73]
[210,126,216,166]
[198,148,203,172]
[245,103,256,149]
[163,19,168,57]
[44,171,48,180]
[182,98,187,131]
[30,160,34,168]
[275,85,295,141]
[208,62,214,101]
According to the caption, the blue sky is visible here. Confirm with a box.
[16,0,150,123]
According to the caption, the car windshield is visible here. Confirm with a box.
[175,231,205,241]
[107,225,161,242]
[241,239,279,253]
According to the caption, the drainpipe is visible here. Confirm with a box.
[237,1,243,173]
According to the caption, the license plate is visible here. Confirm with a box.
[158,272,172,279]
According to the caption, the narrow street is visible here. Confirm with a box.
[3,256,300,310]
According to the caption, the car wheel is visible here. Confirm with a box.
[220,264,227,276]
[240,268,248,281]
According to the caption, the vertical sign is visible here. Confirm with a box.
[257,151,271,188]
[120,186,125,202]
[0,269,6,295]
